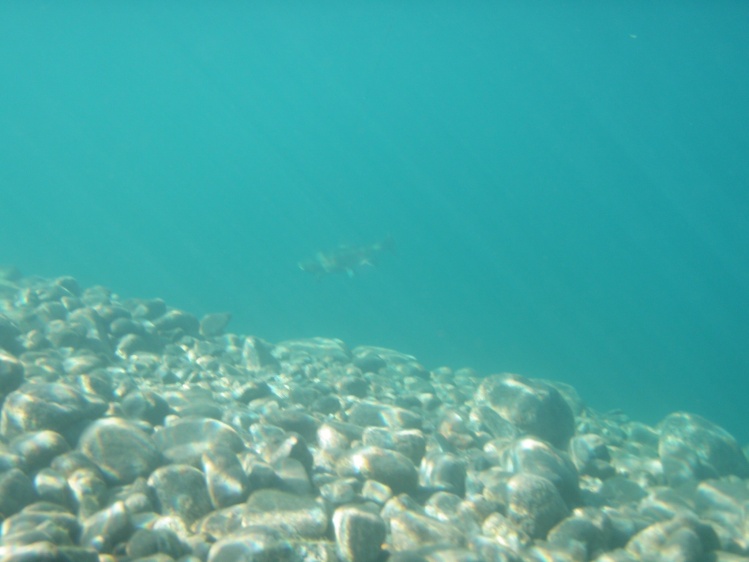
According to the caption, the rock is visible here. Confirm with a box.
[0,469,37,518]
[658,412,749,485]
[153,309,200,338]
[33,302,68,324]
[45,319,86,349]
[420,452,467,496]
[363,428,426,466]
[274,337,351,364]
[0,350,24,395]
[153,417,244,466]
[115,333,160,358]
[475,373,575,448]
[148,464,213,525]
[0,542,99,562]
[547,513,609,560]
[51,451,105,478]
[333,506,387,562]
[336,446,419,495]
[242,335,279,370]
[336,375,370,397]
[68,467,108,519]
[53,276,81,297]
[348,402,386,427]
[234,380,273,403]
[131,298,167,320]
[202,448,248,509]
[79,500,132,552]
[10,430,70,473]
[1,502,81,547]
[388,508,466,551]
[254,430,314,476]
[4,270,749,562]
[79,418,162,485]
[505,473,570,539]
[121,389,171,425]
[241,489,329,538]
[0,315,22,354]
[33,468,71,508]
[626,515,720,562]
[424,492,482,536]
[265,409,319,444]
[320,478,359,507]
[108,317,144,338]
[207,526,295,562]
[0,383,107,440]
[276,457,314,495]
[500,437,581,506]
[598,476,648,507]
[351,347,390,373]
[199,312,232,338]
[570,433,615,479]
[473,405,520,440]
[126,528,186,559]
[193,504,247,539]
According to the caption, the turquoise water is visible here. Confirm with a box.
[1,2,748,440]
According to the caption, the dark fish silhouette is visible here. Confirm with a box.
[298,236,395,278]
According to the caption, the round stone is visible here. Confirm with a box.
[148,464,213,525]
[658,412,749,484]
[0,350,24,395]
[333,506,387,562]
[505,473,570,539]
[79,418,161,485]
[336,446,418,495]
[475,373,575,448]
[0,383,107,439]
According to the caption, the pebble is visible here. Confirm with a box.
[0,382,107,439]
[0,350,24,395]
[336,446,419,495]
[505,473,570,538]
[658,412,749,485]
[0,468,36,518]
[201,447,248,509]
[475,372,575,448]
[153,417,244,466]
[0,271,747,561]
[148,464,213,525]
[207,526,294,562]
[199,312,232,338]
[333,505,387,562]
[79,418,162,485]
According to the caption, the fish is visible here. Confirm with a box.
[298,235,395,278]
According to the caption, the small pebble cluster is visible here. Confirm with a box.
[1,268,748,562]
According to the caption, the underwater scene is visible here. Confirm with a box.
[1,2,748,561]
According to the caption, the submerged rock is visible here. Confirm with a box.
[0,350,24,395]
[0,271,745,561]
[79,418,161,485]
[475,372,575,448]
[658,412,749,485]
[0,382,107,439]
